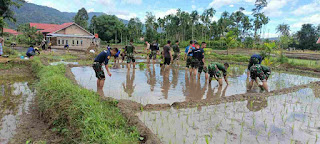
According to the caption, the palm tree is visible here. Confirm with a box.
[276,23,290,36]
[190,10,199,40]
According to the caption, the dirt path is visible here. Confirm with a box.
[9,102,63,144]
[0,61,63,144]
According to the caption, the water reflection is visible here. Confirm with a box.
[161,67,171,99]
[122,69,136,97]
[183,73,208,101]
[206,85,228,101]
[72,65,320,105]
[171,67,179,88]
[146,65,156,91]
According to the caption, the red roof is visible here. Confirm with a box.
[40,22,74,33]
[317,37,320,44]
[3,28,22,35]
[30,23,60,30]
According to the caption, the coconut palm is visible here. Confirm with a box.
[190,10,199,40]
[276,23,290,36]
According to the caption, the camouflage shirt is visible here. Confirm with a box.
[125,44,135,54]
[172,44,180,53]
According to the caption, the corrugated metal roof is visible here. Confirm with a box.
[3,28,22,35]
[47,34,95,38]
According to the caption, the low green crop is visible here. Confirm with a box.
[31,57,139,143]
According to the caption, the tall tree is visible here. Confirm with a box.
[89,15,97,34]
[276,23,290,36]
[297,24,319,50]
[201,8,216,41]
[74,8,89,29]
[0,0,25,35]
[95,15,122,42]
[145,12,156,42]
[190,10,199,40]
[252,0,268,39]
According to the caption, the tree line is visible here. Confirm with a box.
[1,0,320,50]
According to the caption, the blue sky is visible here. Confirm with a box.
[25,0,320,38]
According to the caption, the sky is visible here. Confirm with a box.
[25,0,320,38]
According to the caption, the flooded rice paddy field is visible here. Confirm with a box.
[0,82,35,143]
[138,88,320,144]
[72,64,320,105]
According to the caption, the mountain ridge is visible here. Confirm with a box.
[6,2,128,29]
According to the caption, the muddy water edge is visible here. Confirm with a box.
[0,61,62,144]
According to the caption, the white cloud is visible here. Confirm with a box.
[154,9,178,19]
[263,33,279,38]
[210,16,219,22]
[88,8,95,13]
[242,10,251,15]
[292,1,320,16]
[291,14,320,29]
[97,0,115,7]
[208,0,254,8]
[121,0,142,5]
[262,0,291,17]
[244,0,255,2]
[209,0,240,8]
[117,13,137,20]
[192,5,196,10]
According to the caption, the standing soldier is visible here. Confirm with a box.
[172,40,180,64]
[198,42,208,79]
[185,40,195,72]
[163,40,173,69]
[149,40,159,64]
[125,39,136,70]
[188,42,202,77]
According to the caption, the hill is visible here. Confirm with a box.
[6,2,128,29]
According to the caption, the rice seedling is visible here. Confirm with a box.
[224,132,228,144]
[205,135,209,144]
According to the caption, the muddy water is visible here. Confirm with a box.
[0,82,35,143]
[72,64,320,105]
[138,87,320,144]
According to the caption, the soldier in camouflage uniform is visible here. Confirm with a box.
[207,62,229,86]
[247,54,264,79]
[172,40,180,64]
[148,40,159,64]
[125,39,136,70]
[248,64,271,92]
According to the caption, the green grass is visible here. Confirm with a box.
[45,53,78,61]
[0,63,28,70]
[31,57,139,143]
[287,58,320,69]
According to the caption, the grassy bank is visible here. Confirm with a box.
[205,52,320,70]
[31,57,139,143]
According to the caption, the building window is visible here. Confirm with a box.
[77,40,79,45]
[81,40,83,46]
[72,40,75,45]
[58,40,60,45]
[66,40,68,45]
[62,40,64,45]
